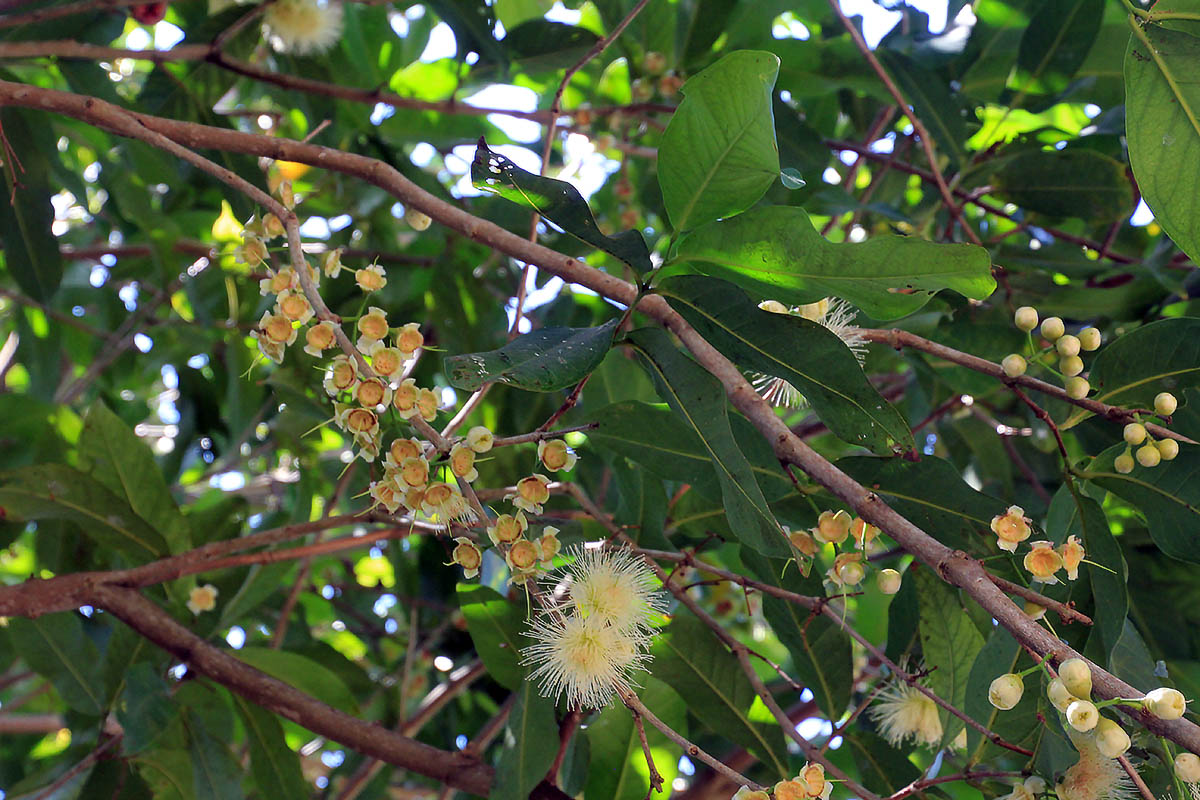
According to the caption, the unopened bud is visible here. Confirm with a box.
[1041,317,1065,340]
[1145,687,1187,720]
[989,673,1024,710]
[1155,392,1178,416]
[877,568,902,595]
[1136,443,1161,468]
[1059,658,1092,698]
[1175,753,1200,783]
[1095,717,1131,758]
[1002,354,1027,378]
[1066,699,1099,732]
[1014,306,1039,332]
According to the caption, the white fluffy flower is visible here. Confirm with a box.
[751,297,868,409]
[263,0,344,55]
[557,546,666,634]
[1056,730,1136,800]
[869,680,942,748]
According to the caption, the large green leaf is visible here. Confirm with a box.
[660,275,915,455]
[231,696,309,799]
[651,611,789,779]
[8,615,103,716]
[915,568,985,747]
[627,328,788,556]
[490,679,558,800]
[671,206,996,320]
[589,400,796,500]
[0,110,63,302]
[658,50,780,231]
[1126,19,1200,263]
[1076,317,1200,413]
[135,748,196,800]
[188,723,243,800]
[1046,487,1128,659]
[993,148,1133,222]
[79,402,190,554]
[457,584,527,690]
[117,663,176,753]
[742,551,852,721]
[1006,0,1104,106]
[584,677,687,800]
[0,464,169,563]
[233,648,356,712]
[1085,443,1200,564]
[445,319,619,392]
[837,456,1008,553]
[829,730,921,796]
[880,52,967,168]
[472,141,651,274]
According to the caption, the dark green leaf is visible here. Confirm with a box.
[831,730,921,796]
[584,677,687,800]
[671,206,996,320]
[627,328,789,556]
[1077,318,1200,413]
[660,275,915,455]
[117,663,176,753]
[651,611,789,778]
[233,648,356,712]
[458,584,527,690]
[472,141,651,274]
[445,319,619,392]
[915,568,985,747]
[188,723,243,800]
[1007,0,1105,105]
[0,465,169,563]
[881,52,967,168]
[742,551,852,721]
[658,50,780,231]
[0,110,63,301]
[79,402,190,554]
[135,748,195,800]
[1109,619,1160,693]
[231,696,309,799]
[8,615,103,716]
[489,680,557,800]
[993,148,1133,222]
[1126,22,1200,264]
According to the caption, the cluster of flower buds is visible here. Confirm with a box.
[1002,306,1101,399]
[731,762,833,800]
[989,506,1085,585]
[1114,392,1180,472]
[788,510,902,596]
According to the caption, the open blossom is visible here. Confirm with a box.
[304,320,337,357]
[355,377,392,409]
[1060,535,1085,580]
[187,584,219,615]
[1056,730,1136,800]
[369,477,403,513]
[368,344,404,380]
[466,425,494,453]
[827,552,865,587]
[812,509,851,545]
[1024,541,1063,585]
[488,512,528,545]
[558,546,665,634]
[537,528,561,567]
[450,537,482,579]
[263,0,344,55]
[384,437,423,469]
[258,310,297,347]
[509,473,552,514]
[538,439,577,472]
[449,444,478,482]
[415,387,440,421]
[355,263,387,292]
[392,378,419,418]
[259,267,297,296]
[774,764,833,800]
[991,505,1032,552]
[235,235,267,267]
[506,538,541,581]
[870,680,942,748]
[323,354,358,396]
[789,528,817,557]
[395,322,424,357]
[356,306,390,352]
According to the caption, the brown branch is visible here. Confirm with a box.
[32,734,121,800]
[884,770,1026,800]
[987,574,1092,626]
[5,77,1197,756]
[1118,754,1154,800]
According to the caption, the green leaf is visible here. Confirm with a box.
[830,730,921,796]
[1007,0,1105,105]
[880,52,967,168]
[0,110,63,301]
[659,275,915,455]
[658,50,780,231]
[1078,318,1200,412]
[0,465,168,563]
[489,680,558,800]
[993,148,1133,222]
[962,627,1040,762]
[493,0,553,28]
[584,678,687,800]
[837,456,1007,553]
[457,584,527,690]
[742,551,852,721]
[445,319,619,392]
[117,663,176,753]
[8,615,103,715]
[1109,619,1160,693]
[472,141,651,274]
[651,611,789,779]
[1046,487,1128,659]
[1085,443,1200,564]
[231,696,309,799]
[135,749,196,800]
[1126,22,1200,264]
[915,568,985,747]
[188,723,243,800]
[79,402,190,554]
[671,206,996,320]
[233,648,356,712]
[627,328,789,556]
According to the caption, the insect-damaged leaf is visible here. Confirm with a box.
[472,139,652,274]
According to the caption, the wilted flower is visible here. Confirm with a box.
[466,425,494,453]
[1060,535,1085,580]
[827,552,865,587]
[991,505,1032,552]
[789,528,817,557]
[509,474,552,514]
[731,789,770,800]
[263,0,344,55]
[323,354,358,396]
[322,247,343,278]
[487,512,528,545]
[450,537,482,579]
[812,509,852,545]
[538,439,577,472]
[304,320,337,357]
[395,322,424,357]
[187,584,219,615]
[850,518,880,549]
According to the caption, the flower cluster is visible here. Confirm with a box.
[750,297,868,408]
[1114,396,1180,473]
[1002,306,1100,399]
[989,506,1086,585]
[770,763,834,800]
[788,510,902,597]
[521,546,665,709]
